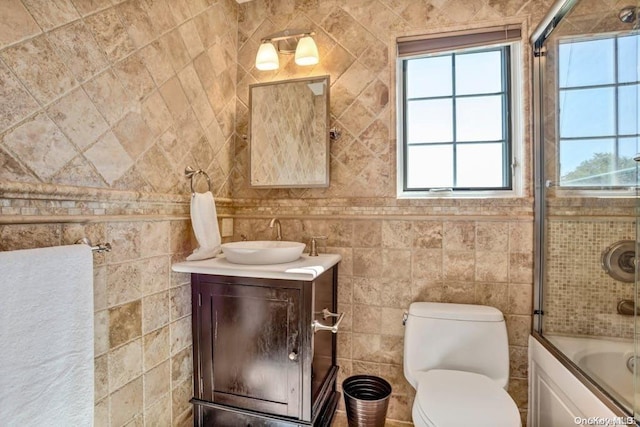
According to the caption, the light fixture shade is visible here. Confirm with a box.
[255,42,279,70]
[294,36,319,66]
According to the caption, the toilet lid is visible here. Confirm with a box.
[414,370,521,427]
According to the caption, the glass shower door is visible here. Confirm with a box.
[533,0,640,418]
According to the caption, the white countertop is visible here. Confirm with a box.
[171,253,341,281]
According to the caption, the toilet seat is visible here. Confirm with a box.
[412,369,521,427]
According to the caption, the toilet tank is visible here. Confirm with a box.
[404,302,510,389]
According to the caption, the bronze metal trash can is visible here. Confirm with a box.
[342,375,392,427]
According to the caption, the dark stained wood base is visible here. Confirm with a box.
[192,391,340,427]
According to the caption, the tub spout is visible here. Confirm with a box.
[617,299,638,315]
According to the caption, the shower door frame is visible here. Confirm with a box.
[531,0,636,419]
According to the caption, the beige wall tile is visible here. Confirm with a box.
[353,276,383,305]
[443,251,475,281]
[172,377,193,424]
[475,282,509,313]
[107,222,141,262]
[443,221,476,251]
[84,131,134,186]
[0,59,40,134]
[144,394,172,426]
[109,300,142,348]
[475,251,509,282]
[141,90,173,138]
[412,221,443,249]
[94,397,109,427]
[47,87,110,150]
[171,346,193,385]
[107,261,142,307]
[21,0,80,31]
[382,249,411,281]
[143,325,170,370]
[1,112,78,180]
[70,0,112,16]
[110,376,143,426]
[47,21,108,83]
[382,220,412,248]
[94,309,110,356]
[506,315,531,347]
[411,249,443,283]
[116,0,156,48]
[0,0,41,50]
[85,7,136,63]
[179,20,204,59]
[321,7,377,58]
[163,29,191,72]
[477,222,509,251]
[170,283,191,320]
[83,70,133,125]
[144,359,171,408]
[509,345,528,379]
[0,224,61,250]
[1,35,77,104]
[143,291,170,333]
[94,353,109,401]
[137,145,178,193]
[352,304,382,334]
[170,316,192,356]
[112,111,155,160]
[109,338,142,391]
[353,248,383,277]
[113,53,155,102]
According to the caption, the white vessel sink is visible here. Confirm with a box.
[221,241,306,265]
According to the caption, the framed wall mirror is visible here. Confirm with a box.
[249,75,330,188]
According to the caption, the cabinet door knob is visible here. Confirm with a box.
[289,351,298,361]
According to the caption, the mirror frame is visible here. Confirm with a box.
[248,75,330,188]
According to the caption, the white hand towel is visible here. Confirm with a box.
[0,244,94,427]
[187,191,222,261]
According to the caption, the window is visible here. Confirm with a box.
[397,27,522,197]
[557,34,639,188]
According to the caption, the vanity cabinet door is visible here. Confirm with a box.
[193,277,302,419]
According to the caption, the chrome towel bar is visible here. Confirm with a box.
[75,237,112,253]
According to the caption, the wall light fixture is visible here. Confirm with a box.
[255,29,319,71]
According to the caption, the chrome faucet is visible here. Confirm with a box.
[269,218,282,241]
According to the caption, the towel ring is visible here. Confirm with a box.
[185,166,211,193]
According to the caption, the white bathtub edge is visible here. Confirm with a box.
[528,335,630,427]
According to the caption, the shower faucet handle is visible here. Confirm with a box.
[309,236,327,256]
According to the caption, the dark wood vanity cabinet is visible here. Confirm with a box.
[190,266,340,427]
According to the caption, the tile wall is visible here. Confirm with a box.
[0,0,560,425]
[0,0,237,425]
[233,0,550,422]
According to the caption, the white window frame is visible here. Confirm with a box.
[396,40,524,199]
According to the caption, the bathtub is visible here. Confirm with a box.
[546,334,636,412]
[528,334,636,427]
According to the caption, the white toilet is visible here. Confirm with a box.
[403,302,521,427]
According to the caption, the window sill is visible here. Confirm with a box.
[397,189,522,199]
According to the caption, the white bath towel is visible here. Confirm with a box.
[187,191,222,261]
[0,244,94,427]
